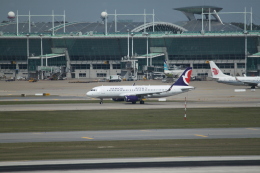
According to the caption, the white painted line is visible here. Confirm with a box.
[234,89,246,92]
[158,98,166,101]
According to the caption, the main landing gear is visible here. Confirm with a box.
[140,100,144,104]
[100,98,103,104]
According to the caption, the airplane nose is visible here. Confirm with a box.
[86,92,90,96]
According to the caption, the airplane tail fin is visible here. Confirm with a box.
[164,60,169,71]
[167,67,192,90]
[209,61,230,78]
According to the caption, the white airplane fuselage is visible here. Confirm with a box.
[86,85,194,99]
[216,76,260,87]
[209,61,260,88]
[164,70,184,76]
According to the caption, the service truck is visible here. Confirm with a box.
[107,75,121,82]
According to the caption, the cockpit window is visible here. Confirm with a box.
[90,89,97,91]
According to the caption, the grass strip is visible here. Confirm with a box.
[0,108,260,133]
[0,138,259,161]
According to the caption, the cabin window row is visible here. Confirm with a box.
[107,89,167,91]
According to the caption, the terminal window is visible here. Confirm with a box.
[0,64,16,69]
[113,64,121,69]
[18,64,27,69]
[79,73,86,77]
[97,73,106,77]
[93,64,110,69]
[71,64,90,69]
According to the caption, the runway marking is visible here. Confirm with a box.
[195,134,208,138]
[98,146,114,149]
[246,128,259,131]
[82,137,93,139]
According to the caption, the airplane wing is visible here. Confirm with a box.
[235,77,258,87]
[119,91,165,97]
[240,81,258,87]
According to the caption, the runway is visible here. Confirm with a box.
[0,100,260,112]
[1,156,260,172]
[1,128,259,143]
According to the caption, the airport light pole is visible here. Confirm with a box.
[244,7,247,75]
[131,32,135,79]
[201,8,204,33]
[244,31,248,75]
[26,34,30,79]
[39,34,43,79]
[131,33,135,57]
[127,29,130,59]
[144,32,149,79]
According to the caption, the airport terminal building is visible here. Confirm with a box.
[0,6,260,80]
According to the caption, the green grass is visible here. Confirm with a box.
[0,108,260,133]
[0,138,259,161]
[1,108,260,161]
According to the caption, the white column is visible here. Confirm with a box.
[201,8,204,32]
[144,9,146,33]
[52,10,55,36]
[64,10,66,33]
[115,10,117,32]
[153,9,155,32]
[245,33,247,75]
[105,13,107,35]
[250,7,252,31]
[146,36,148,79]
[209,8,211,31]
[131,34,134,57]
[244,7,247,32]
[127,30,129,58]
[16,10,18,36]
[26,34,30,78]
[40,34,43,79]
[46,55,47,67]
[29,11,31,33]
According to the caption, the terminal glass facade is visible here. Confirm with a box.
[0,33,259,76]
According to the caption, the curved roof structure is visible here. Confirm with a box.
[176,20,242,32]
[174,6,223,14]
[131,22,187,33]
[0,21,189,34]
[0,5,243,34]
[173,6,242,32]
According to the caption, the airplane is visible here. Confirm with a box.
[209,61,260,89]
[164,60,184,77]
[86,67,195,104]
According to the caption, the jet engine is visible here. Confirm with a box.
[112,98,124,101]
[258,83,260,87]
[124,96,139,103]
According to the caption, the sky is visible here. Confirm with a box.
[1,0,260,24]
